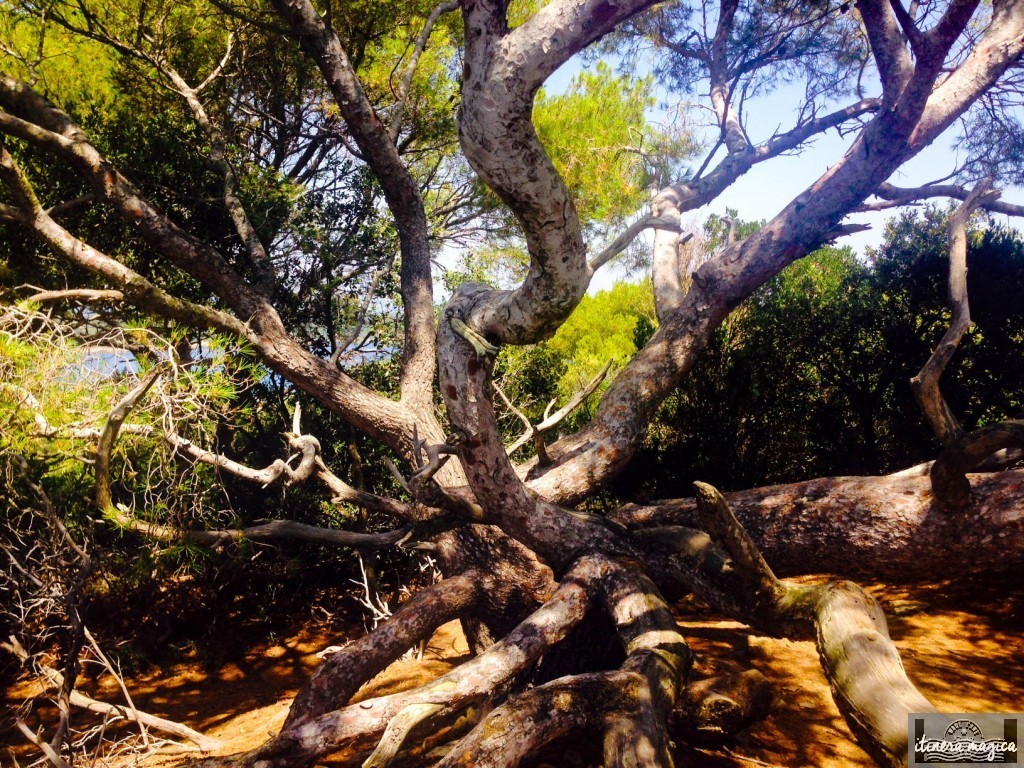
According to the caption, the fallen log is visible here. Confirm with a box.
[613,470,1024,579]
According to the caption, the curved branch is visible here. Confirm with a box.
[94,365,166,512]
[589,212,654,272]
[910,179,1000,446]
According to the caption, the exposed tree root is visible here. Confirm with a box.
[674,670,775,745]
[285,571,485,728]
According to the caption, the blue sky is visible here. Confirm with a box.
[541,54,1024,291]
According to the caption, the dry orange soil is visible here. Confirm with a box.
[4,575,1022,767]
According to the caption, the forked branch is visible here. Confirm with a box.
[931,420,1024,508]
[504,362,612,460]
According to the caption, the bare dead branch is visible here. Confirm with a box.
[22,288,125,304]
[693,481,783,613]
[506,361,612,457]
[3,635,222,751]
[910,179,999,446]
[14,720,71,768]
[870,181,1024,217]
[94,365,167,512]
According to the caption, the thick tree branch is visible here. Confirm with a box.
[690,484,936,768]
[269,0,438,413]
[454,0,659,345]
[650,188,690,320]
[285,571,484,728]
[439,291,622,567]
[613,470,1024,579]
[501,0,661,96]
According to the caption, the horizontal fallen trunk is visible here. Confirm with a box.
[613,470,1024,579]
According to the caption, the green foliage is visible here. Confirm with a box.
[493,282,657,444]
[534,62,697,224]
[617,211,1024,498]
[546,281,656,407]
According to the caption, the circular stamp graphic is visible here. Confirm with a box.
[944,719,984,742]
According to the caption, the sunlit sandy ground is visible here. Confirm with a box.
[4,575,1021,768]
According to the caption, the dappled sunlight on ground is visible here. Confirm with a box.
[2,579,1021,767]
